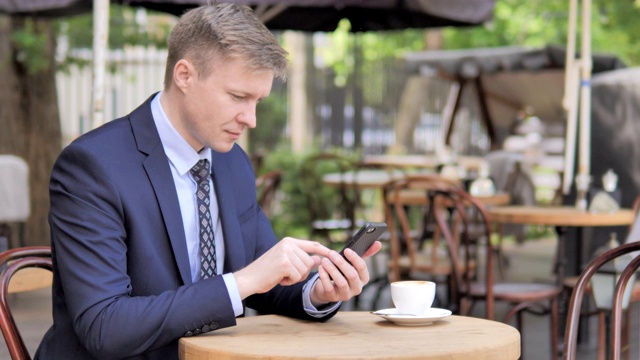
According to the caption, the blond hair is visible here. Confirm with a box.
[164,4,288,89]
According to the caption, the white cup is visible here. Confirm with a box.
[390,281,436,315]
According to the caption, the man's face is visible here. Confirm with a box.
[179,56,274,153]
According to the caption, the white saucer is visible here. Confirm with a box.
[371,308,452,326]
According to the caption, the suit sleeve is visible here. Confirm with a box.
[230,148,338,321]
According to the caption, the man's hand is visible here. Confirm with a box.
[310,241,382,306]
[233,238,331,299]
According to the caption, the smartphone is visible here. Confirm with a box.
[339,222,387,259]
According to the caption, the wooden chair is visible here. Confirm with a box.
[0,246,52,360]
[255,170,282,218]
[564,241,640,360]
[561,194,640,360]
[430,188,560,360]
[376,174,470,311]
[299,153,361,246]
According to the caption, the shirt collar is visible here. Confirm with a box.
[151,92,212,175]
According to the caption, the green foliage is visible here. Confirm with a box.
[11,19,51,74]
[258,146,361,240]
[249,81,288,155]
[442,0,640,66]
[258,145,309,239]
[59,5,172,50]
[316,19,424,88]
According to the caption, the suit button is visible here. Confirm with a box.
[202,325,210,332]
[194,328,202,335]
[184,331,193,337]
[209,322,218,330]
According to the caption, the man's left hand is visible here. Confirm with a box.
[309,241,382,306]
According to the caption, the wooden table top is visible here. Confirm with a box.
[488,206,635,227]
[390,189,510,207]
[364,154,485,170]
[179,312,520,360]
[322,169,406,189]
[8,268,52,293]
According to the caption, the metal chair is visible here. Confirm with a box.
[0,246,52,360]
[382,174,463,284]
[564,241,640,360]
[562,194,640,360]
[431,188,560,360]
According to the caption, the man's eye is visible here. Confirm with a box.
[232,94,244,101]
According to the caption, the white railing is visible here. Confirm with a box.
[56,46,167,146]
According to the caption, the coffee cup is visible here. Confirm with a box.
[390,281,436,315]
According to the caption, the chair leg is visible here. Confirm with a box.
[597,311,606,360]
[516,311,525,360]
[622,307,630,360]
[550,297,559,360]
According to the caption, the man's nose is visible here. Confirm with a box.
[238,105,257,128]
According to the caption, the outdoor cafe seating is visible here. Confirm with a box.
[429,187,560,360]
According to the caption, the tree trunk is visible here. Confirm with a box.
[0,15,61,247]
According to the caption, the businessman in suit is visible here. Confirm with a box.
[36,4,380,359]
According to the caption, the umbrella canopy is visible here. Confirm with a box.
[1,0,496,31]
[404,45,625,145]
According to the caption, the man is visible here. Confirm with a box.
[35,4,380,359]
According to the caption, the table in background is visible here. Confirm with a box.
[179,312,520,360]
[322,169,405,189]
[487,205,635,343]
[364,154,485,172]
[487,206,635,280]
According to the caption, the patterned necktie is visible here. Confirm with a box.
[189,159,217,279]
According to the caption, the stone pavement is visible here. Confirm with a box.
[2,237,637,359]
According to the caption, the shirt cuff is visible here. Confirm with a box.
[222,273,244,317]
[302,273,341,317]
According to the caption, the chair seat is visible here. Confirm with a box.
[469,282,561,302]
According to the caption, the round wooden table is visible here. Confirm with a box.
[488,206,635,344]
[488,205,635,281]
[179,312,520,360]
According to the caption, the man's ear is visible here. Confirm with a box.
[173,59,194,93]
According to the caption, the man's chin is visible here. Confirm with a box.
[210,142,235,153]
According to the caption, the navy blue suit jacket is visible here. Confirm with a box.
[36,95,336,360]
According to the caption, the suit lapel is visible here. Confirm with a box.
[129,95,192,285]
[211,151,246,273]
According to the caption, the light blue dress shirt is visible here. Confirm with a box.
[150,93,339,317]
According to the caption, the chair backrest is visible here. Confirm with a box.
[563,241,640,360]
[0,246,52,360]
[429,187,496,320]
[381,174,461,283]
[255,170,283,218]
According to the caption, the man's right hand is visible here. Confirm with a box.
[233,238,331,299]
